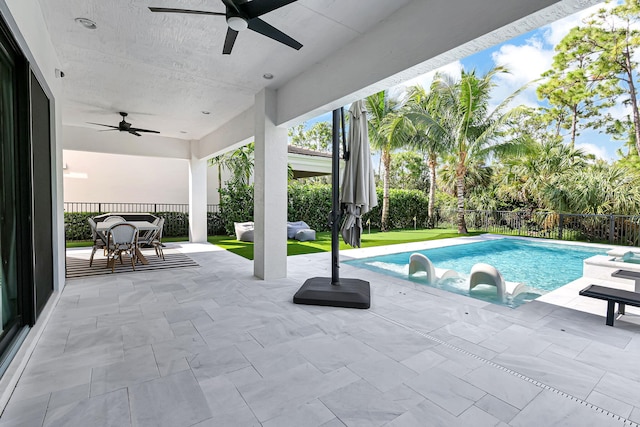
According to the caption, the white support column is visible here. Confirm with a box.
[189,140,208,243]
[254,89,287,279]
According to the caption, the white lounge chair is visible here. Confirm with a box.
[469,263,526,301]
[408,253,458,284]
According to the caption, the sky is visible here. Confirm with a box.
[392,1,629,161]
[309,1,630,162]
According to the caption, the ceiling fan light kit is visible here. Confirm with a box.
[227,16,248,31]
[149,0,302,55]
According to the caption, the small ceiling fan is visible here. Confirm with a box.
[88,112,160,137]
[149,0,302,55]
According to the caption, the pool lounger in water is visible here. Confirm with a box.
[607,248,640,262]
[469,262,527,301]
[408,253,458,284]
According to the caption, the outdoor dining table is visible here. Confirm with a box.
[96,220,160,265]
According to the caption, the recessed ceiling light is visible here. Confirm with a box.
[201,111,210,115]
[75,17,97,30]
[263,73,274,80]
[180,131,187,134]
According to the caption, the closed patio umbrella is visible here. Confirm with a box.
[293,105,373,309]
[340,100,378,247]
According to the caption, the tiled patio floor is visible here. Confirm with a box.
[2,238,640,426]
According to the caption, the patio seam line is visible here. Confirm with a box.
[369,311,638,426]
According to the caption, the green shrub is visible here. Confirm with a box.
[155,211,188,237]
[219,182,254,235]
[287,184,429,232]
[64,212,98,240]
[208,212,225,235]
[287,183,333,231]
[362,188,430,229]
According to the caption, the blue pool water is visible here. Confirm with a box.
[344,239,605,307]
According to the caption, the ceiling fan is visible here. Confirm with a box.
[149,0,302,55]
[88,112,160,137]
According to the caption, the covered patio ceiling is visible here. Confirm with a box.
[42,0,599,158]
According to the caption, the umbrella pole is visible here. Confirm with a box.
[292,107,371,309]
[331,108,341,285]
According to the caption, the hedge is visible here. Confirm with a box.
[217,183,431,233]
[64,211,224,241]
[362,188,430,230]
[219,182,254,235]
[64,184,430,241]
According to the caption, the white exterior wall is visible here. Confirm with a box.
[62,149,333,205]
[63,150,225,205]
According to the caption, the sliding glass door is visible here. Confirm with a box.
[0,26,21,350]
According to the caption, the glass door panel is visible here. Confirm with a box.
[0,40,19,339]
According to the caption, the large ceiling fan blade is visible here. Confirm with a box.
[148,7,225,16]
[221,0,242,15]
[240,0,298,19]
[129,127,160,134]
[130,131,142,137]
[223,27,239,55]
[98,129,119,132]
[248,18,302,50]
[88,122,120,129]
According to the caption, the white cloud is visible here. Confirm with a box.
[604,97,631,122]
[543,2,611,46]
[486,1,615,112]
[490,38,555,110]
[389,61,462,100]
[575,141,612,160]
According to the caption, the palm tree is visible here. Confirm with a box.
[209,154,225,192]
[432,66,526,234]
[496,138,591,211]
[403,82,452,227]
[545,162,640,215]
[226,143,254,185]
[366,91,411,231]
[208,143,255,190]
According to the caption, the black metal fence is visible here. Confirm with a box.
[64,202,221,215]
[437,210,640,246]
[64,202,223,241]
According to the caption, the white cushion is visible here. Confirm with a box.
[295,229,316,241]
[234,221,254,242]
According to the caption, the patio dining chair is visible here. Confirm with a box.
[87,217,108,267]
[105,222,138,272]
[103,215,125,224]
[151,217,165,260]
[137,218,161,252]
[137,225,157,248]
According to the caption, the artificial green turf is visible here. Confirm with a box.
[208,228,483,260]
[68,229,482,258]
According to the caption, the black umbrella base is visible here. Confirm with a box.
[293,277,370,309]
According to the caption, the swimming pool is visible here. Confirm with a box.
[344,238,606,307]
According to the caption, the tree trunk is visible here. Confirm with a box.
[217,164,222,191]
[570,104,578,150]
[381,149,391,231]
[623,48,640,157]
[456,155,468,234]
[427,153,437,228]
